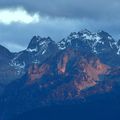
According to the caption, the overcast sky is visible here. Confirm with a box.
[0,0,120,52]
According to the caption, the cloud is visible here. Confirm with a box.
[0,7,40,25]
[0,0,120,20]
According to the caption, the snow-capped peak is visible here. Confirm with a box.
[26,48,38,52]
[79,29,91,34]
[58,30,101,50]
[66,29,92,40]
[26,36,53,54]
[58,29,120,56]
[97,31,113,39]
[68,32,79,39]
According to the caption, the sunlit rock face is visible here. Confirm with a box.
[57,54,69,74]
[28,64,50,83]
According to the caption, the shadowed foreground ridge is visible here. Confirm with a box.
[0,30,120,120]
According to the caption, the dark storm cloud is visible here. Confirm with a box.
[0,0,120,20]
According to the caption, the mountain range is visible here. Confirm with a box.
[0,29,120,120]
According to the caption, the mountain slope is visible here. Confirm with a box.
[0,47,120,120]
[0,29,120,120]
[0,29,120,87]
[0,45,17,90]
[0,36,58,95]
[10,36,58,75]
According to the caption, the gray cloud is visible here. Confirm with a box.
[0,0,120,20]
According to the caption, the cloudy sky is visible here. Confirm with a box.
[0,0,120,52]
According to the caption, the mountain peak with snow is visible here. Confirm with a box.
[58,29,120,66]
[27,36,53,52]
[97,30,111,36]
[9,35,58,74]
[79,29,91,34]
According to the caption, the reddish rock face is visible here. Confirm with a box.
[25,48,119,99]
[1,48,120,120]
[28,64,49,83]
[6,45,116,108]
[57,54,69,74]
[74,58,110,91]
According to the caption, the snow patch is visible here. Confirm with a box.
[71,34,79,39]
[82,34,93,40]
[32,59,40,64]
[58,40,66,50]
[42,49,46,55]
[39,41,47,46]
[108,36,112,40]
[117,47,120,55]
[26,48,37,52]
[9,61,25,75]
